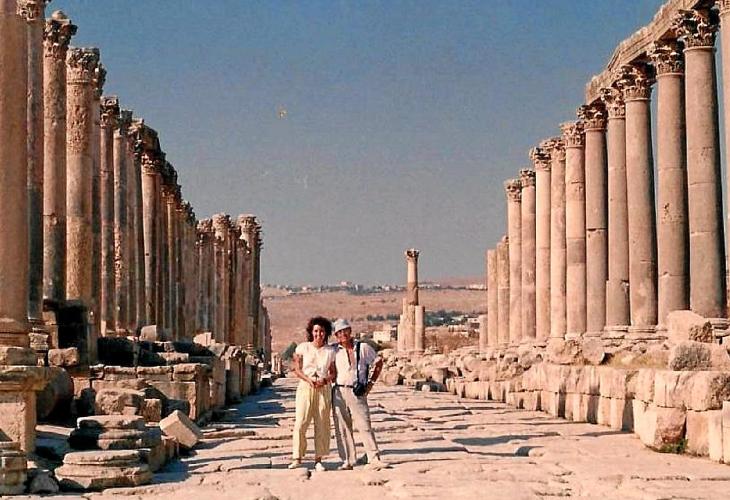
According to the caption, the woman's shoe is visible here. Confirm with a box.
[287,460,302,469]
[314,461,327,472]
[337,462,353,471]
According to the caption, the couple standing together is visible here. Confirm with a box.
[289,316,386,472]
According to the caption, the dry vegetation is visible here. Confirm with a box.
[264,287,486,354]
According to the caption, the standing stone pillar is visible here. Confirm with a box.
[580,104,608,337]
[545,138,567,340]
[649,40,689,328]
[175,202,186,339]
[240,215,259,350]
[131,135,146,329]
[213,214,231,343]
[141,150,161,325]
[720,1,730,312]
[197,220,212,332]
[99,96,118,335]
[66,47,100,363]
[618,63,658,335]
[487,249,498,349]
[89,59,105,342]
[112,110,131,333]
[519,169,536,343]
[505,179,522,346]
[496,236,510,348]
[405,249,419,307]
[562,121,587,339]
[601,88,630,334]
[531,147,551,344]
[163,182,179,338]
[674,10,727,323]
[159,168,171,332]
[42,11,76,306]
[26,0,47,339]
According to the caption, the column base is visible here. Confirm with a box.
[564,332,583,341]
[603,325,628,339]
[627,325,658,341]
[584,330,604,338]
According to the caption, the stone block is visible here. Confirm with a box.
[722,401,730,464]
[0,346,37,365]
[149,380,208,421]
[140,325,165,343]
[668,341,730,371]
[666,310,714,344]
[142,399,162,423]
[94,388,144,416]
[636,404,685,451]
[160,352,189,365]
[48,347,80,367]
[708,410,724,462]
[103,366,137,381]
[172,363,207,382]
[596,396,611,426]
[684,371,730,411]
[653,370,682,408]
[55,450,152,490]
[193,332,213,346]
[633,369,655,403]
[564,393,575,421]
[159,410,202,449]
[36,366,74,420]
[0,366,49,452]
[685,410,721,457]
[0,442,26,496]
[97,337,137,366]
[609,398,633,431]
[136,366,173,381]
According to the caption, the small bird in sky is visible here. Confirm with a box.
[277,105,288,119]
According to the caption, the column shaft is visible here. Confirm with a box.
[505,179,522,346]
[496,237,510,348]
[520,170,536,343]
[99,97,118,334]
[486,249,498,350]
[531,148,551,343]
[547,140,567,340]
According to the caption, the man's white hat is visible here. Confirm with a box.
[333,318,351,334]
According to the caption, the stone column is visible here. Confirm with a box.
[617,63,658,335]
[562,121,586,339]
[674,10,726,323]
[163,182,179,337]
[175,202,186,339]
[720,1,730,313]
[159,168,171,332]
[99,95,118,335]
[580,104,608,337]
[545,138,567,340]
[405,249,420,307]
[530,147,551,344]
[89,59,105,342]
[520,169,536,343]
[240,215,259,350]
[112,110,131,333]
[26,0,47,338]
[414,305,425,353]
[131,137,146,329]
[601,88,630,334]
[213,214,232,343]
[486,249,498,351]
[65,47,100,363]
[141,150,161,325]
[42,11,75,306]
[649,40,689,328]
[505,179,522,346]
[125,125,137,331]
[197,220,212,332]
[496,236,510,348]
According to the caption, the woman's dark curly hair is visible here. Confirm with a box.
[306,316,332,342]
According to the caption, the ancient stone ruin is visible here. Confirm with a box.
[397,249,426,354]
[0,0,271,493]
[386,0,730,468]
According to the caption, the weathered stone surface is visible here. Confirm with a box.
[581,338,606,365]
[546,339,582,365]
[77,415,146,431]
[48,347,80,367]
[55,450,152,491]
[94,388,144,416]
[140,325,165,342]
[0,442,26,496]
[685,410,721,457]
[28,470,60,494]
[159,410,202,449]
[142,399,163,422]
[635,404,686,451]
[36,367,74,420]
[667,341,730,371]
[666,310,714,344]
[0,346,38,366]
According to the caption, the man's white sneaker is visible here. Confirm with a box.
[337,462,353,471]
[287,460,301,469]
[314,461,327,472]
[363,458,388,471]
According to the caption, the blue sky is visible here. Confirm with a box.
[53,0,670,285]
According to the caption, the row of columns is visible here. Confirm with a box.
[481,3,730,354]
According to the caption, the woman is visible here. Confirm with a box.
[289,316,337,471]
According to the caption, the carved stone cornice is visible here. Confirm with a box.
[519,169,536,189]
[18,0,47,22]
[43,11,76,60]
[577,103,607,131]
[92,61,106,99]
[561,121,585,148]
[615,63,654,101]
[66,47,100,85]
[529,146,551,172]
[648,40,684,75]
[99,96,119,130]
[405,248,420,261]
[672,8,718,49]
[505,179,522,202]
[600,87,625,119]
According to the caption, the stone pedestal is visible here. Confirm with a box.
[0,365,48,452]
[520,169,536,343]
[562,121,586,339]
[505,179,522,346]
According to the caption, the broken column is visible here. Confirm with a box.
[618,63,658,336]
[520,169,536,343]
[505,179,522,346]
[562,120,586,340]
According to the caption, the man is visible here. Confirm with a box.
[331,318,386,471]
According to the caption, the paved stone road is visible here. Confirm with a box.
[84,378,730,499]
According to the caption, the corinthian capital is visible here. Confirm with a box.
[648,40,684,75]
[505,179,522,202]
[577,103,606,131]
[43,10,76,60]
[600,87,625,119]
[560,121,585,148]
[615,63,654,101]
[66,47,100,85]
[405,248,420,261]
[672,9,718,48]
[100,96,119,129]
[529,146,551,172]
[17,0,47,22]
[92,61,106,98]
[519,169,536,188]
